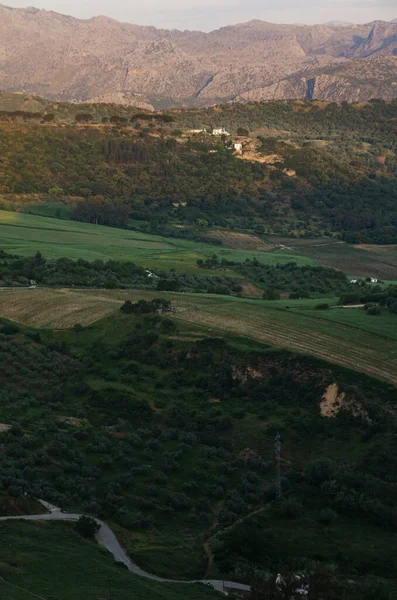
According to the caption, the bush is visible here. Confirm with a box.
[1,323,19,335]
[279,498,303,519]
[305,458,335,485]
[316,303,330,310]
[263,289,280,301]
[74,515,100,538]
[366,305,381,316]
[317,508,338,525]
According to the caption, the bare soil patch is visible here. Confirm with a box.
[203,230,273,251]
[58,416,87,426]
[320,383,345,417]
[240,280,264,298]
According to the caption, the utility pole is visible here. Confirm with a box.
[275,431,282,500]
[108,579,112,600]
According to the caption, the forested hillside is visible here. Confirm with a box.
[0,98,396,242]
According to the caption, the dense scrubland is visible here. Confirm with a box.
[0,99,396,243]
[0,309,397,598]
[1,96,397,599]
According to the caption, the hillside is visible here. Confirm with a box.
[0,309,397,597]
[0,97,396,243]
[0,520,219,600]
[0,5,396,107]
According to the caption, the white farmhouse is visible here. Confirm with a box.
[213,127,230,136]
[371,277,378,283]
[350,279,357,284]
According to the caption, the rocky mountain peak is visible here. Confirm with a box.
[0,5,395,108]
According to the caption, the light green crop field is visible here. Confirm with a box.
[1,287,396,386]
[0,210,315,272]
[294,306,397,341]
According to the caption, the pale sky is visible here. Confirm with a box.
[3,0,396,30]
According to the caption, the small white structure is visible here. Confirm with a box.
[189,129,206,134]
[233,142,243,154]
[371,277,378,283]
[213,127,230,136]
[29,279,37,289]
[145,269,159,279]
[350,279,358,284]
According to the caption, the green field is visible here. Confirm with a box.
[269,236,397,280]
[0,210,315,273]
[294,305,397,341]
[0,520,218,600]
[1,287,396,386]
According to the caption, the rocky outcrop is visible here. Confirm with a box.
[348,21,397,57]
[0,4,395,107]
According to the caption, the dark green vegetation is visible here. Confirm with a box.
[0,520,219,600]
[0,99,396,242]
[198,256,357,297]
[0,250,242,296]
[339,288,397,313]
[0,311,397,597]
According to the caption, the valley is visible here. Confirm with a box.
[0,90,397,599]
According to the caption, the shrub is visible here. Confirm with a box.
[1,323,19,335]
[74,515,100,538]
[366,306,381,316]
[305,458,335,485]
[317,508,338,525]
[316,303,330,310]
[279,498,303,519]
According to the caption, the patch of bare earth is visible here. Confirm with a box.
[0,423,10,432]
[203,230,273,251]
[239,448,259,461]
[320,383,345,417]
[320,383,369,420]
[240,280,264,298]
[58,416,87,426]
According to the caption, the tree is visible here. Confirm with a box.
[263,289,280,301]
[74,515,100,538]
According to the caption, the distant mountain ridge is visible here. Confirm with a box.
[0,4,396,108]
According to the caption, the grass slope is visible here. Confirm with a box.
[0,288,396,385]
[0,210,314,272]
[0,520,218,600]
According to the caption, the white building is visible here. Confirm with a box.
[213,127,230,136]
[371,277,378,283]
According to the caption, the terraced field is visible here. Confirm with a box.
[1,287,396,386]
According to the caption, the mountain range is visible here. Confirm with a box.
[0,4,396,109]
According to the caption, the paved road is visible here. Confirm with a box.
[0,513,250,594]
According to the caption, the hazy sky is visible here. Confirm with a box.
[4,0,397,30]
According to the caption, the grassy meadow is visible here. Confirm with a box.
[0,210,314,272]
[1,287,396,386]
[0,520,218,600]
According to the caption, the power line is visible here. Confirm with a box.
[275,431,282,500]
